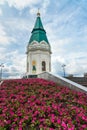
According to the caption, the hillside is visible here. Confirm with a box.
[0,78,87,130]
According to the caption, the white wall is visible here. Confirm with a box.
[26,41,51,75]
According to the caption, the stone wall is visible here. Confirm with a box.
[38,72,87,93]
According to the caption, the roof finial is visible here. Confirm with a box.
[37,8,40,17]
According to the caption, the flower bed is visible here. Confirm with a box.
[0,78,87,130]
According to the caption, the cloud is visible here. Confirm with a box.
[41,0,50,15]
[0,35,15,46]
[51,38,71,55]
[66,58,87,76]
[0,0,5,5]
[0,8,2,15]
[0,0,50,16]
[30,8,38,15]
[43,3,87,77]
[0,0,87,79]
[2,50,26,79]
[1,0,42,10]
[0,24,16,46]
[29,0,50,16]
[52,51,87,77]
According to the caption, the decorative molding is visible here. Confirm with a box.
[31,41,39,45]
[27,41,51,53]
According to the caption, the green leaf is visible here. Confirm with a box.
[0,127,6,130]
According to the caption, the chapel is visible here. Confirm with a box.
[26,11,51,76]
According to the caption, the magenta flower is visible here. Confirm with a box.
[0,78,87,129]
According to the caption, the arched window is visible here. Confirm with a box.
[42,61,46,71]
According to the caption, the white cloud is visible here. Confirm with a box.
[41,0,50,15]
[51,38,71,54]
[0,47,6,53]
[42,0,50,9]
[0,0,50,15]
[45,13,87,77]
[0,9,2,15]
[0,47,7,63]
[66,52,87,62]
[0,0,87,78]
[5,18,32,32]
[0,35,15,45]
[52,51,87,77]
[0,25,6,35]
[66,58,87,76]
[30,8,38,15]
[48,17,87,76]
[0,0,5,5]
[0,25,16,46]
[29,0,50,16]
[11,51,26,73]
[2,0,42,10]
[2,50,26,79]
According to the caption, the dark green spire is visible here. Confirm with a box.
[29,12,49,44]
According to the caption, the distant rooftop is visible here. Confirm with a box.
[66,74,87,87]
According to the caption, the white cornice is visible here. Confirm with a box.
[27,40,51,54]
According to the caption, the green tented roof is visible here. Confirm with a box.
[33,16,44,30]
[29,13,49,44]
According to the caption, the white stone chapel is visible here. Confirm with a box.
[26,11,51,76]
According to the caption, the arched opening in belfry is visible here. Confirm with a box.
[42,61,46,71]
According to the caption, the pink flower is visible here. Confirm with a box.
[24,116,29,120]
[68,127,75,130]
[57,119,61,124]
[81,124,87,129]
[19,126,22,130]
[62,121,67,128]
[49,128,54,130]
[50,114,55,123]
[0,78,87,129]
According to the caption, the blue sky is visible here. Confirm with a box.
[0,0,87,78]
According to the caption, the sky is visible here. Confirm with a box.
[0,0,87,78]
